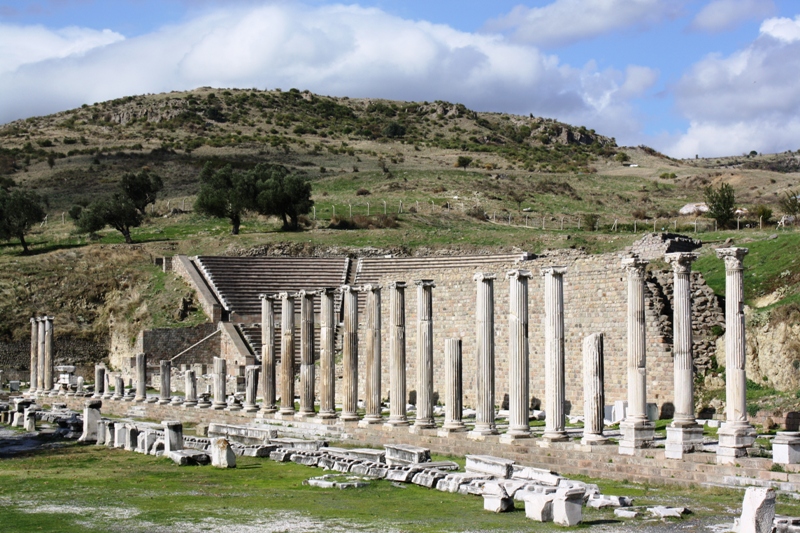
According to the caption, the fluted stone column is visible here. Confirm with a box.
[619,256,655,454]
[44,317,54,395]
[581,333,608,445]
[134,353,147,402]
[212,357,227,410]
[412,280,436,431]
[665,252,703,458]
[297,290,316,418]
[244,365,260,413]
[158,360,171,404]
[716,247,757,462]
[259,294,277,415]
[340,285,359,422]
[92,365,105,399]
[542,267,568,443]
[29,318,38,394]
[385,282,409,428]
[36,318,45,393]
[113,375,124,401]
[470,272,498,438]
[317,288,337,420]
[360,285,383,426]
[277,292,296,417]
[503,269,533,442]
[184,369,198,407]
[439,338,466,435]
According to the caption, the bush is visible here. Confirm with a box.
[582,213,600,230]
[465,206,486,220]
[355,188,370,196]
[659,172,677,179]
[632,208,648,220]
[753,204,773,223]
[704,183,736,228]
[614,152,629,163]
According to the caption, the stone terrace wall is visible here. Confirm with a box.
[136,323,220,366]
[348,250,675,415]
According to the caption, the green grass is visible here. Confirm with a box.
[2,441,799,532]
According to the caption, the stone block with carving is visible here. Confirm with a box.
[210,437,236,468]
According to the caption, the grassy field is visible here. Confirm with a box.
[2,438,800,532]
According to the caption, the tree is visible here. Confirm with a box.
[253,164,313,231]
[614,152,630,163]
[194,163,259,235]
[704,183,736,228]
[455,156,472,170]
[77,194,142,244]
[0,189,46,253]
[508,190,526,212]
[779,189,800,217]
[120,170,163,214]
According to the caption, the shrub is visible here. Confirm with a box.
[355,188,370,196]
[632,208,648,220]
[753,204,773,223]
[659,172,677,179]
[582,213,600,230]
[614,152,629,163]
[704,183,736,228]
[465,206,486,220]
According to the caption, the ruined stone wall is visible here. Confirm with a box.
[137,324,220,366]
[0,337,107,372]
[347,250,675,414]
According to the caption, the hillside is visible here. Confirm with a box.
[0,88,798,398]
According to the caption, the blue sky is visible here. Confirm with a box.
[2,0,800,158]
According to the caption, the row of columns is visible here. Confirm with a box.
[28,316,54,395]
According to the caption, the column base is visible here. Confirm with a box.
[468,426,498,440]
[665,425,704,459]
[436,422,467,437]
[242,405,259,413]
[412,418,436,430]
[196,401,212,409]
[383,417,409,429]
[339,413,359,422]
[170,398,183,406]
[260,407,278,416]
[499,431,531,444]
[183,401,198,408]
[358,416,383,427]
[580,433,610,446]
[146,397,158,404]
[211,403,227,410]
[295,410,316,419]
[716,422,756,464]
[157,399,170,405]
[542,430,569,442]
[315,411,337,421]
[273,410,296,420]
[618,419,655,455]
[409,424,437,435]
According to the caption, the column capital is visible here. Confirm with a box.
[540,266,568,277]
[413,279,436,288]
[259,293,276,301]
[507,268,533,281]
[716,247,748,270]
[665,252,698,273]
[277,291,293,301]
[621,255,648,275]
[360,284,382,293]
[387,281,407,290]
[245,364,260,372]
[30,317,37,324]
[473,272,496,282]
[296,289,318,299]
[339,284,359,294]
[320,287,338,296]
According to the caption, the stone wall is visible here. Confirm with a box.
[627,233,701,261]
[0,337,107,372]
[136,323,220,366]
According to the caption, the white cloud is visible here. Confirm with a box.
[0,23,124,75]
[666,15,800,157]
[0,3,651,146]
[482,0,682,47]
[689,0,775,33]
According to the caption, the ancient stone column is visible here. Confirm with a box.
[665,252,703,458]
[716,247,757,462]
[259,294,277,415]
[503,269,533,441]
[113,375,124,401]
[184,369,198,407]
[78,399,102,443]
[340,285,359,422]
[413,280,436,431]
[212,357,227,410]
[619,255,655,454]
[29,317,38,394]
[158,360,171,404]
[36,317,45,393]
[92,365,105,399]
[103,373,113,400]
[297,290,316,418]
[278,292,296,417]
[134,353,147,402]
[385,281,409,427]
[542,267,568,442]
[317,288,337,420]
[244,365,260,413]
[581,333,608,445]
[43,317,54,395]
[439,338,466,435]
[360,285,383,426]
[470,272,498,438]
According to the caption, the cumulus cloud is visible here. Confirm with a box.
[0,23,123,75]
[689,0,775,33]
[0,3,652,145]
[666,15,800,157]
[482,0,682,47]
